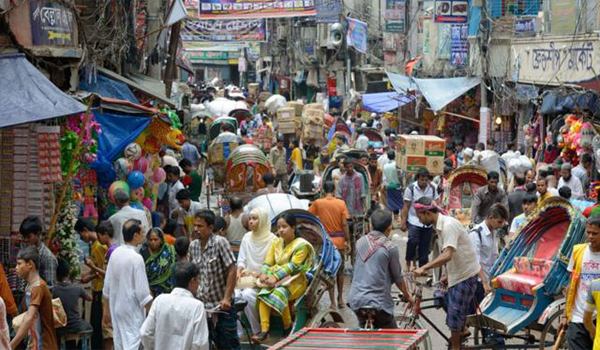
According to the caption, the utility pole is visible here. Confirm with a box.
[147,0,161,80]
[164,21,181,97]
[478,0,490,144]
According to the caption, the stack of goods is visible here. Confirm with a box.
[277,108,296,134]
[258,92,272,111]
[286,101,304,129]
[397,135,446,174]
[301,103,325,140]
[248,83,259,98]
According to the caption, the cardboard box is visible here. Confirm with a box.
[286,101,305,117]
[277,108,295,122]
[398,135,445,157]
[426,156,445,174]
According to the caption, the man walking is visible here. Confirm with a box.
[558,163,585,199]
[309,181,350,308]
[471,171,508,225]
[103,219,153,350]
[189,210,239,349]
[19,216,58,289]
[562,215,600,349]
[336,159,366,218]
[413,197,480,350]
[507,174,527,222]
[141,262,209,350]
[348,209,413,328]
[400,168,438,272]
[269,136,289,192]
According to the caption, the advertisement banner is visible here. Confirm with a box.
[434,0,468,23]
[450,24,468,67]
[29,0,76,46]
[198,0,315,19]
[315,0,341,23]
[347,17,368,53]
[183,19,267,42]
[385,0,405,33]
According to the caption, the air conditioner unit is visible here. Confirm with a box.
[318,23,330,47]
[318,23,343,48]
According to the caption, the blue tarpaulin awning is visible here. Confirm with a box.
[79,73,139,104]
[386,72,481,111]
[0,54,86,128]
[362,92,416,113]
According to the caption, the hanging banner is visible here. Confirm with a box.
[183,19,267,42]
[347,17,368,53]
[29,0,76,46]
[450,24,468,67]
[315,0,341,23]
[434,0,468,23]
[198,0,315,19]
[385,0,405,33]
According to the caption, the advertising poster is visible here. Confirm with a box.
[183,19,267,42]
[450,23,468,67]
[434,0,468,23]
[385,0,406,33]
[29,0,76,46]
[198,0,315,19]
[347,17,367,53]
[315,0,341,23]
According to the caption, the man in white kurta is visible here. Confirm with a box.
[141,262,209,350]
[103,219,152,350]
[108,189,150,245]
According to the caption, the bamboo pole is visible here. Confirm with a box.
[46,96,95,247]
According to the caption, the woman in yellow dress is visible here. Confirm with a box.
[253,213,315,342]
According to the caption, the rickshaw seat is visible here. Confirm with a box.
[493,258,552,295]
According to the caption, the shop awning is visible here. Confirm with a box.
[95,67,175,107]
[362,91,416,113]
[0,53,86,128]
[540,91,600,116]
[386,72,481,111]
[79,73,140,104]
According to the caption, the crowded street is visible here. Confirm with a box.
[2,0,600,349]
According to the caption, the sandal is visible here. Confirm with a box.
[251,331,269,343]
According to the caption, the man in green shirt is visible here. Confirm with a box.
[179,158,203,202]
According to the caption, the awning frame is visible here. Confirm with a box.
[96,67,175,107]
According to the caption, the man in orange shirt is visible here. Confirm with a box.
[309,181,350,308]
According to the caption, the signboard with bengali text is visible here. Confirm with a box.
[198,0,315,19]
[434,0,468,23]
[29,0,76,46]
[183,19,267,42]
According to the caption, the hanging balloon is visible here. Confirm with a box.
[153,168,166,183]
[108,181,130,203]
[130,187,144,202]
[133,156,148,173]
[124,142,142,161]
[127,171,145,189]
[115,158,132,180]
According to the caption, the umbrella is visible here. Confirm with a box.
[245,193,309,222]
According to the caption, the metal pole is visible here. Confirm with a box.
[147,0,161,79]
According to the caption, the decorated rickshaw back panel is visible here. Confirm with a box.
[271,328,428,349]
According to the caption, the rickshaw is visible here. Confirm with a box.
[245,193,310,221]
[229,108,253,124]
[466,196,587,349]
[209,116,238,141]
[224,145,271,202]
[236,209,344,347]
[329,118,352,141]
[184,111,213,152]
[271,209,345,332]
[362,127,384,154]
[442,165,489,226]
[208,131,240,184]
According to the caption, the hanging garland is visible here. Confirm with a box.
[53,194,81,279]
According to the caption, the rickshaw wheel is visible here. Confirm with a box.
[539,308,567,350]
[308,309,345,328]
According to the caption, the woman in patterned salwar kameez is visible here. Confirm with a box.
[252,213,315,342]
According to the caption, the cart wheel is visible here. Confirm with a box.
[540,308,567,350]
[308,309,345,328]
[395,316,432,350]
